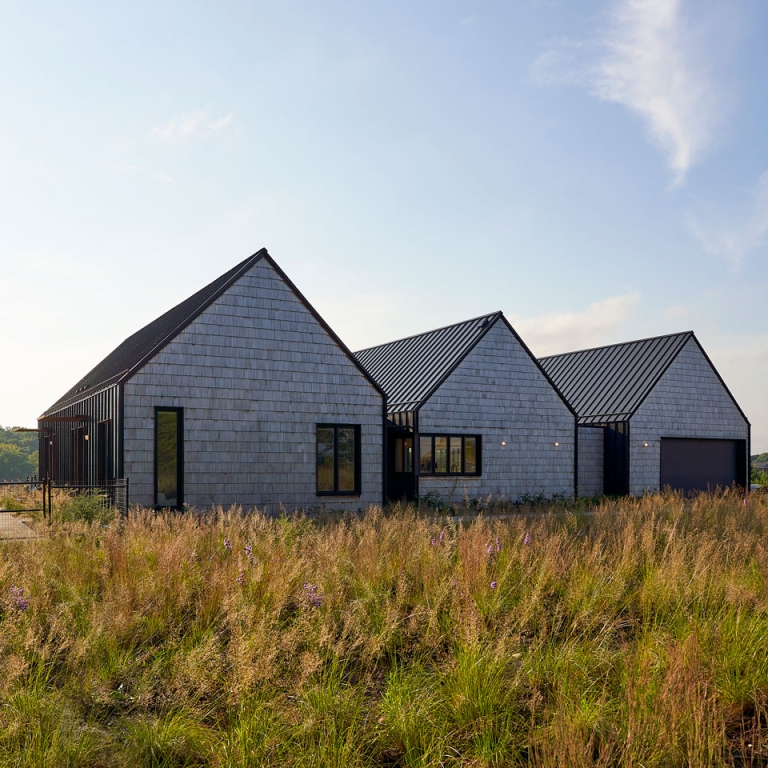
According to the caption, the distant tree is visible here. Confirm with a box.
[0,444,37,481]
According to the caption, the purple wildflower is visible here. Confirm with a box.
[9,585,29,611]
[496,536,502,552]
[439,530,446,545]
[244,544,254,564]
[490,581,497,589]
[303,582,323,608]
[744,498,748,507]
[224,538,232,552]
[236,572,245,586]
[524,532,531,546]
[486,543,494,555]
[431,537,437,546]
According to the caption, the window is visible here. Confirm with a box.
[419,434,481,476]
[316,424,361,495]
[97,420,113,485]
[155,408,183,508]
[394,437,413,473]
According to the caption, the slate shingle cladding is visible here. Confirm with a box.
[356,314,577,502]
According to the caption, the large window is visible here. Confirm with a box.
[155,408,183,508]
[419,434,481,476]
[317,424,361,495]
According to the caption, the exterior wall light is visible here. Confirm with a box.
[84,434,89,441]
[643,442,649,447]
[554,442,559,447]
[501,441,506,446]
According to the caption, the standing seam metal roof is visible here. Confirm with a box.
[538,331,693,424]
[354,312,502,414]
[43,248,384,415]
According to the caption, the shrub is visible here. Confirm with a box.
[56,491,115,524]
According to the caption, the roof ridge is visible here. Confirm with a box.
[539,330,693,361]
[42,249,268,414]
[355,310,502,354]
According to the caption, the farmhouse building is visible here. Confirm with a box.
[539,332,750,496]
[38,250,385,511]
[354,313,577,503]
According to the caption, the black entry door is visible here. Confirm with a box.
[386,428,416,502]
[604,422,629,496]
[660,438,747,493]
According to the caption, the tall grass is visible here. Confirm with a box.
[1,492,768,766]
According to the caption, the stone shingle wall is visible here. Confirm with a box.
[577,425,603,497]
[123,258,383,512]
[417,322,575,503]
[630,338,749,495]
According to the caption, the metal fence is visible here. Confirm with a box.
[0,477,129,530]
[46,479,130,518]
[0,477,44,539]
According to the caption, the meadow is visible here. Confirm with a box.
[1,491,768,767]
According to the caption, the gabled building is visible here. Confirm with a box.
[539,332,750,496]
[39,249,385,511]
[355,312,577,503]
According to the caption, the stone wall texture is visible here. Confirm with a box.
[630,338,749,495]
[417,321,575,503]
[577,425,603,497]
[123,258,383,512]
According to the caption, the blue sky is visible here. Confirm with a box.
[2,0,767,448]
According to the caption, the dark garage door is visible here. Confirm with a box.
[660,438,747,493]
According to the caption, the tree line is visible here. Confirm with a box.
[0,426,38,481]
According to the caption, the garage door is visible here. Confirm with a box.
[660,438,746,493]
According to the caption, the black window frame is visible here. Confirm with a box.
[418,434,482,476]
[316,423,362,496]
[154,407,184,510]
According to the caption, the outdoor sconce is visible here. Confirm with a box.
[84,434,89,441]
[501,441,506,446]
[554,442,559,447]
[643,442,649,448]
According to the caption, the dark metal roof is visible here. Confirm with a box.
[43,248,384,415]
[539,331,694,424]
[354,312,502,414]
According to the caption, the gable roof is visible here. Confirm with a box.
[355,312,501,414]
[43,249,383,415]
[539,331,697,424]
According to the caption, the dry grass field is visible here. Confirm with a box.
[1,491,768,766]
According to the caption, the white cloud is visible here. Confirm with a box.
[512,293,641,356]
[531,0,720,183]
[688,171,768,269]
[152,110,235,140]
[461,16,476,27]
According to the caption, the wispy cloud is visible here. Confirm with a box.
[531,0,720,184]
[153,110,235,140]
[688,171,768,269]
[461,16,476,27]
[512,293,641,356]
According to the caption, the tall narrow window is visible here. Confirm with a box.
[97,420,113,486]
[394,437,413,474]
[316,424,360,495]
[71,426,87,484]
[419,439,433,474]
[155,408,183,508]
[434,437,448,474]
